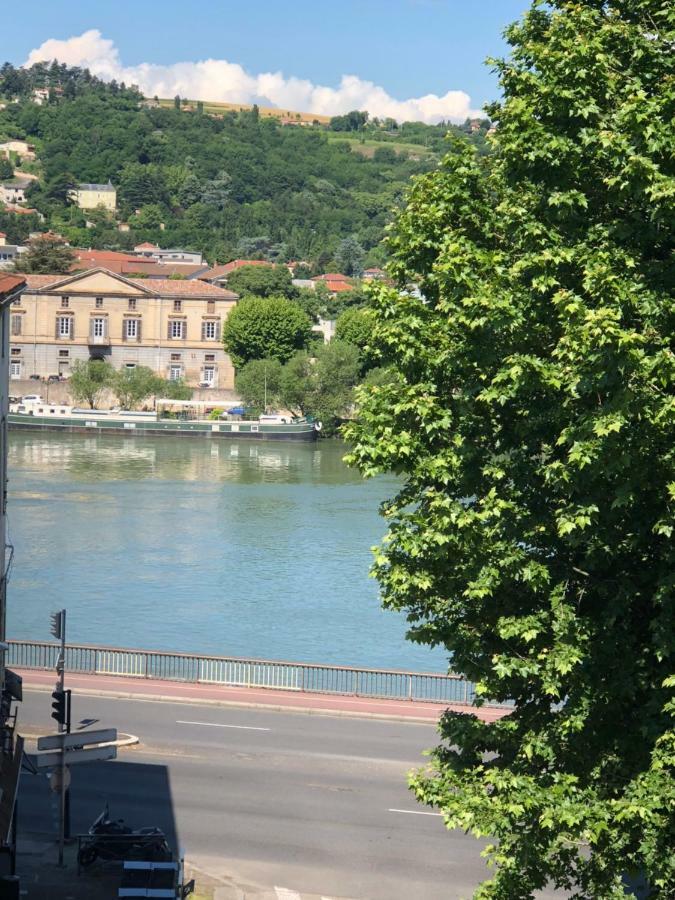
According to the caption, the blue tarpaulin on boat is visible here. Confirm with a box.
[227,406,247,415]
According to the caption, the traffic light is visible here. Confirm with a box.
[50,611,64,641]
[51,689,66,726]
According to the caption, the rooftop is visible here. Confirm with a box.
[77,182,116,192]
[198,259,274,280]
[23,268,238,300]
[0,273,26,297]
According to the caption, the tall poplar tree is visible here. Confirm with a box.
[345,1,674,897]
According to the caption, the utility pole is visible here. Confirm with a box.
[50,609,68,866]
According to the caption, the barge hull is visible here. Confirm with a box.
[8,416,319,442]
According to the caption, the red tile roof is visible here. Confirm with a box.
[137,278,237,299]
[23,269,237,300]
[119,262,205,278]
[312,273,351,282]
[199,259,274,281]
[323,280,353,293]
[0,274,26,297]
[23,274,57,289]
[134,242,159,250]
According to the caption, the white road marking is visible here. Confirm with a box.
[176,720,270,732]
[388,807,443,817]
[275,888,301,900]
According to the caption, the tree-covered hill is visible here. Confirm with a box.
[0,62,487,268]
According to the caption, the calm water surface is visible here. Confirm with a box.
[7,433,448,672]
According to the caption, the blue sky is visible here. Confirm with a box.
[5,1,530,122]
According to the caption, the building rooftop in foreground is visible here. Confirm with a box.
[23,268,238,300]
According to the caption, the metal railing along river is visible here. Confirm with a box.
[7,640,508,707]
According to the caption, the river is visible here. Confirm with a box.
[6,433,448,672]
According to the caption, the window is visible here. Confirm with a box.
[57,316,72,338]
[128,298,137,311]
[124,363,136,370]
[11,314,22,336]
[202,320,218,340]
[10,361,21,379]
[11,348,20,356]
[202,365,215,385]
[207,300,215,314]
[61,296,69,309]
[169,365,182,381]
[205,353,215,362]
[92,317,106,338]
[124,318,140,340]
[59,349,69,357]
[170,353,181,361]
[169,320,186,340]
[173,300,182,312]
[95,297,104,308]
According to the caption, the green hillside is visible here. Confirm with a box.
[0,62,487,269]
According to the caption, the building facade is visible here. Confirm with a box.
[69,182,117,211]
[0,274,26,861]
[10,268,238,389]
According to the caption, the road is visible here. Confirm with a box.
[18,688,559,899]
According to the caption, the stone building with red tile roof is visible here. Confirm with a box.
[10,268,238,389]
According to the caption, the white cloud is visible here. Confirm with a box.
[25,30,480,124]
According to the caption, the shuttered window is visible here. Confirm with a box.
[168,320,186,339]
[201,319,220,340]
[56,316,73,339]
[11,315,22,336]
[124,318,141,341]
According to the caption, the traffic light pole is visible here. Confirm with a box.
[55,610,66,867]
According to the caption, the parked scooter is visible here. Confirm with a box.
[78,804,172,867]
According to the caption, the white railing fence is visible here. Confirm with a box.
[7,640,510,707]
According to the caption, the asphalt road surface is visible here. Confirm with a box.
[18,688,561,900]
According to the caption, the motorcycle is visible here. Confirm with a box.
[78,803,172,868]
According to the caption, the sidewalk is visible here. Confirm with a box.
[15,668,509,723]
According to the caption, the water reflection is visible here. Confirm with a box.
[7,432,448,672]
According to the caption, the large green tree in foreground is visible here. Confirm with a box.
[345,1,674,897]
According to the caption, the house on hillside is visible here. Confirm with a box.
[311,273,354,295]
[0,140,36,161]
[363,267,387,281]
[132,243,204,266]
[10,267,238,388]
[0,233,26,269]
[69,182,117,212]
[0,177,32,205]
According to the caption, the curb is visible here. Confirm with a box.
[22,684,443,725]
[20,728,139,748]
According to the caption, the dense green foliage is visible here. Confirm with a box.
[0,63,491,268]
[69,358,191,408]
[237,340,361,432]
[335,307,376,371]
[222,295,313,368]
[334,236,365,277]
[69,359,115,409]
[112,365,162,409]
[12,236,75,273]
[234,357,284,413]
[345,1,675,896]
[226,264,297,299]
